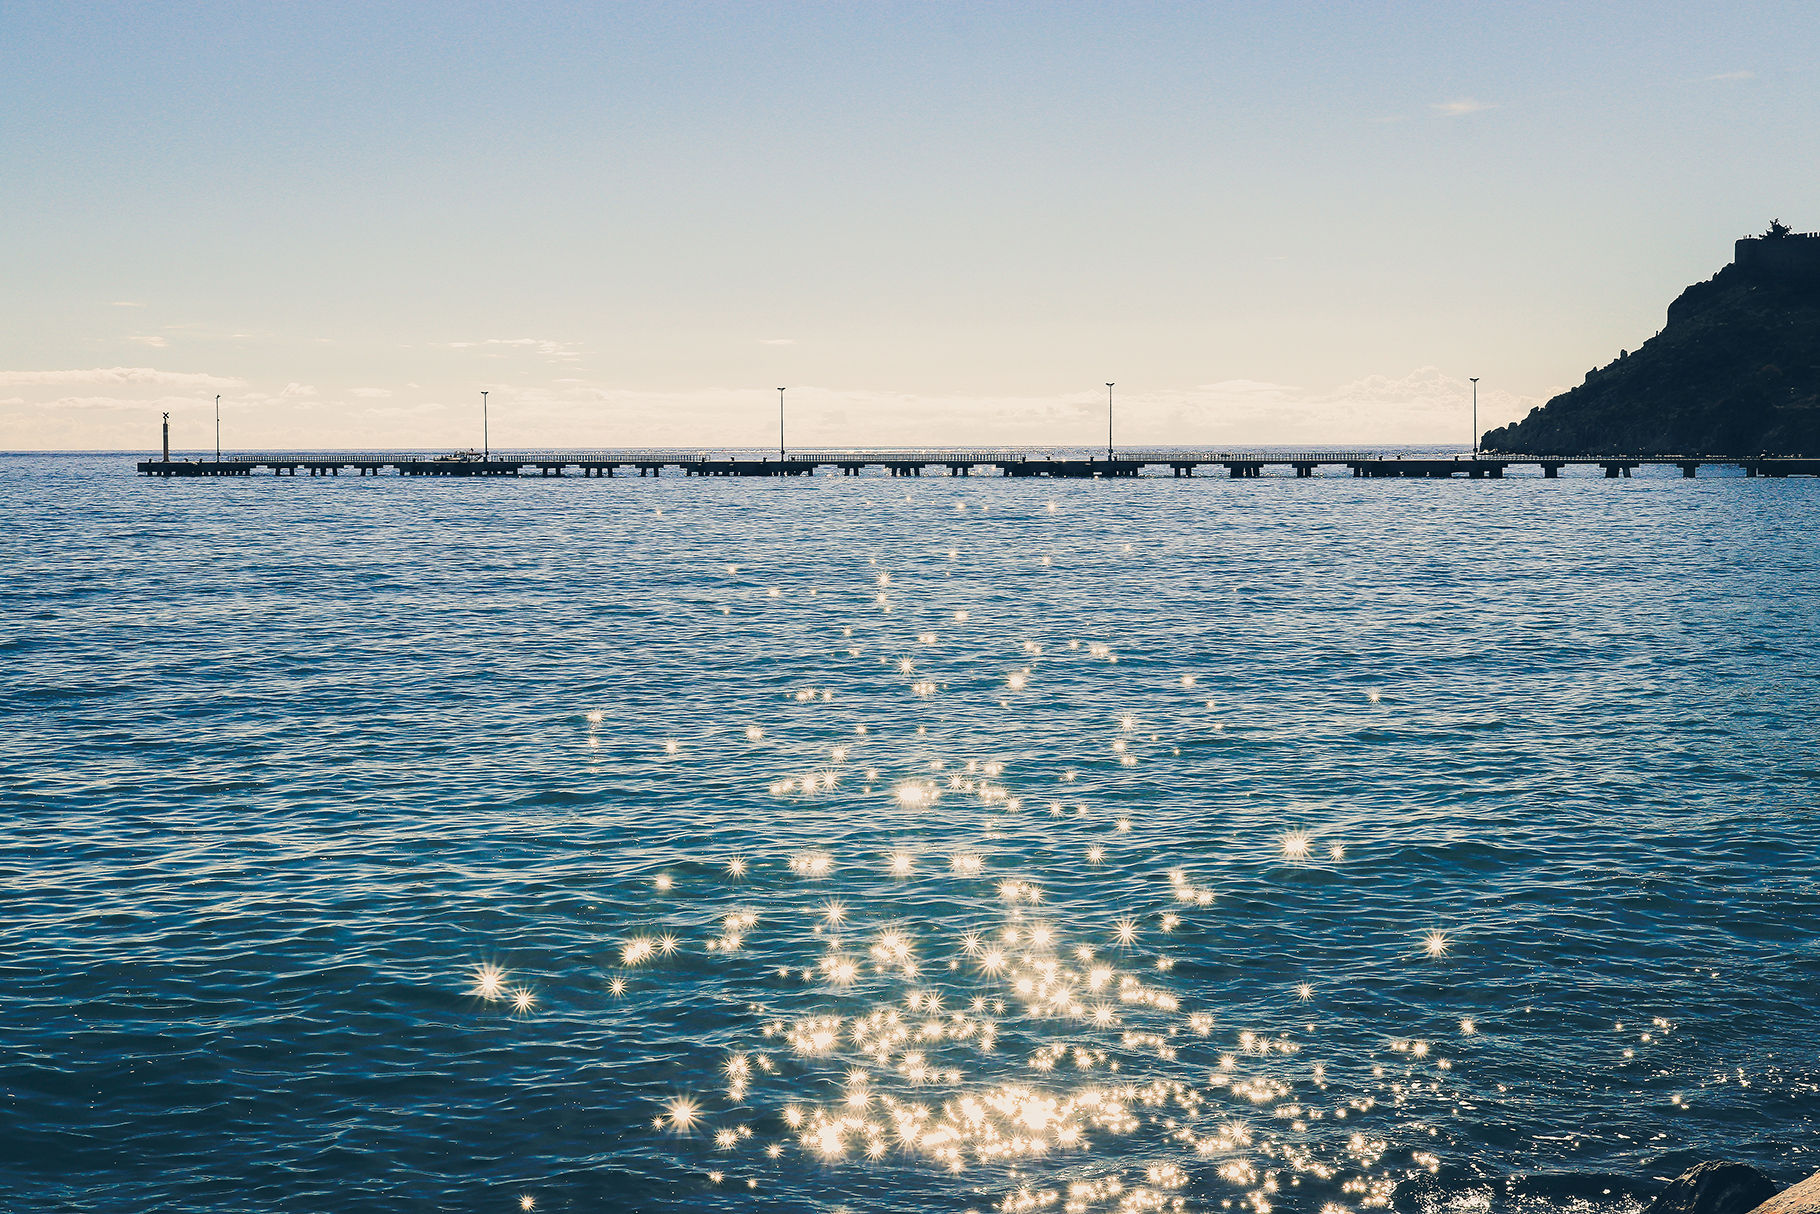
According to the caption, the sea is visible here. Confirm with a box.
[4,450,1817,1214]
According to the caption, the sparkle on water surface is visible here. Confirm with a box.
[3,454,1819,1214]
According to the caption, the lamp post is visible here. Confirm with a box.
[778,387,786,460]
[162,411,170,463]
[1106,383,1115,461]
[481,391,489,461]
[1469,378,1479,456]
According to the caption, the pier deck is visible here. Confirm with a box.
[135,451,1820,479]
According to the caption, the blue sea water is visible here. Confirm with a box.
[4,452,1819,1214]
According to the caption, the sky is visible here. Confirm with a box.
[3,1,1816,453]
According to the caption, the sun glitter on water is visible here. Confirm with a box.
[663,1096,701,1132]
[547,581,1509,1214]
[471,965,504,1000]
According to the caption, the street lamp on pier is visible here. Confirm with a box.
[1106,383,1115,461]
[778,388,786,460]
[1470,378,1479,456]
[482,391,489,461]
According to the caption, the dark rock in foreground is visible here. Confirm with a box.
[1482,225,1820,456]
[1643,1162,1780,1214]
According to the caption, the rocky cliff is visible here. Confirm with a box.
[1482,232,1820,456]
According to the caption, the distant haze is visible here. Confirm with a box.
[3,1,1815,451]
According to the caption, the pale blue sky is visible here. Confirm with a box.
[4,1,1815,450]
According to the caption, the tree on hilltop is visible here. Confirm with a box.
[1765,219,1792,239]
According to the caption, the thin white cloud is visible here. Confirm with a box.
[1195,379,1300,394]
[349,387,394,398]
[129,335,168,348]
[42,394,214,412]
[446,338,577,356]
[360,402,444,417]
[228,383,317,404]
[110,301,146,307]
[0,367,243,388]
[1693,70,1754,82]
[1433,98,1494,117]
[760,338,797,345]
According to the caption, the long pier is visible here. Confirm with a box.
[135,449,1820,479]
